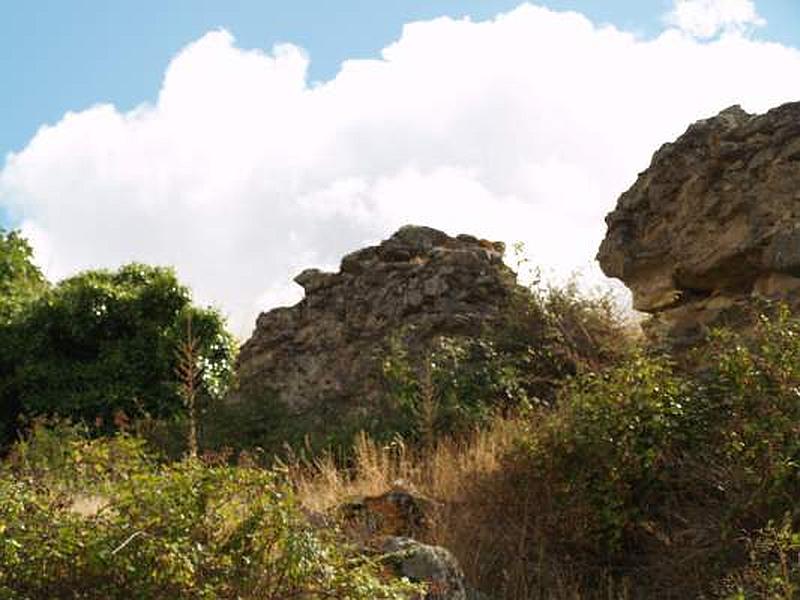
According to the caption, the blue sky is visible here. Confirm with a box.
[3,1,798,160]
[2,1,799,333]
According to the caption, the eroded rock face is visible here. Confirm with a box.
[235,225,515,424]
[598,102,800,346]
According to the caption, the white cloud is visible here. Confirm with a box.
[2,4,799,337]
[665,0,766,39]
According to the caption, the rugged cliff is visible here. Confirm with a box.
[598,101,800,346]
[229,225,518,441]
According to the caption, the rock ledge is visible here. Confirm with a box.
[598,101,800,346]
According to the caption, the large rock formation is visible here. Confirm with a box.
[233,225,516,437]
[598,101,800,346]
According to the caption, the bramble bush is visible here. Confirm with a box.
[0,423,421,599]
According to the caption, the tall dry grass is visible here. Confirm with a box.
[291,417,520,513]
[287,416,610,599]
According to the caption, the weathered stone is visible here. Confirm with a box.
[340,486,434,539]
[233,226,518,427]
[293,268,337,293]
[334,486,489,598]
[382,536,468,600]
[597,101,800,347]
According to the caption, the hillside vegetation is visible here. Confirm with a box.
[3,226,800,598]
[280,307,800,598]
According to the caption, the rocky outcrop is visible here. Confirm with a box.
[598,101,800,346]
[234,225,516,429]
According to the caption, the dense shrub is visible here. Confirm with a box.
[0,424,420,599]
[383,335,532,442]
[0,263,237,446]
[381,279,634,443]
[719,518,800,599]
[445,305,800,598]
[499,279,634,387]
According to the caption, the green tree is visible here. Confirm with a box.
[0,228,48,325]
[0,229,49,443]
[0,262,237,446]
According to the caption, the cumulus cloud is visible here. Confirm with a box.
[665,0,766,39]
[2,4,800,336]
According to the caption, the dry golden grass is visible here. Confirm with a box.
[287,416,610,599]
[291,417,521,514]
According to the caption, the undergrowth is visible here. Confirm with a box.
[0,424,420,599]
[5,290,800,598]
[290,306,800,599]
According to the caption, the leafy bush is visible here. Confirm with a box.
[455,305,800,597]
[525,354,702,553]
[0,263,237,446]
[383,334,531,442]
[5,419,151,490]
[0,229,49,444]
[381,278,634,443]
[0,426,420,599]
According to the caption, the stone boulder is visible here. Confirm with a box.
[340,486,435,539]
[232,225,517,440]
[597,101,800,346]
[382,536,468,600]
[334,489,487,599]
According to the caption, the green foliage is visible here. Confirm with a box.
[381,277,634,443]
[0,228,48,325]
[533,357,697,551]
[502,280,633,391]
[721,517,800,599]
[6,419,151,490]
[0,262,237,446]
[199,386,297,458]
[0,426,420,599]
[521,354,702,554]
[0,229,49,444]
[700,306,800,525]
[383,335,530,440]
[486,305,800,596]
[201,387,390,462]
